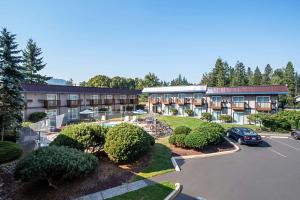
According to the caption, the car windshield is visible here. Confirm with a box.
[240,128,257,136]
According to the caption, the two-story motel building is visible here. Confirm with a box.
[142,85,288,125]
[22,84,141,121]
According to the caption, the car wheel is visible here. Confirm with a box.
[238,138,243,145]
[294,133,299,140]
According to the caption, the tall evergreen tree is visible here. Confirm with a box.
[247,67,254,86]
[214,58,225,87]
[65,78,74,86]
[170,74,190,86]
[0,28,24,141]
[231,61,247,86]
[271,68,285,85]
[22,39,51,84]
[284,62,296,103]
[262,64,273,85]
[253,66,262,85]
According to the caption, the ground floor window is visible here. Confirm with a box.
[212,111,221,122]
[68,108,79,120]
[233,112,244,124]
[194,107,203,117]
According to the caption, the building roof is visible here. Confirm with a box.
[21,84,141,95]
[206,85,288,95]
[142,85,207,94]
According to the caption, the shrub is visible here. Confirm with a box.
[184,122,224,149]
[248,113,268,127]
[50,134,84,151]
[262,115,291,132]
[0,141,22,164]
[201,113,212,121]
[170,108,178,115]
[184,132,208,149]
[174,134,187,147]
[185,109,194,116]
[28,112,47,123]
[168,135,176,145]
[174,126,191,135]
[21,121,33,128]
[52,123,109,151]
[14,146,98,187]
[219,115,232,123]
[104,123,154,163]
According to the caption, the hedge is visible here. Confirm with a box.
[174,134,187,147]
[173,126,191,135]
[184,132,208,149]
[201,113,212,121]
[28,112,47,123]
[0,141,23,164]
[168,135,176,145]
[104,123,154,163]
[14,146,98,187]
[51,123,109,151]
[185,109,194,116]
[219,115,232,123]
[192,122,225,144]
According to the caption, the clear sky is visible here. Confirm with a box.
[1,0,299,84]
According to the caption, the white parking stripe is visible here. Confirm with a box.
[269,138,300,152]
[269,148,288,158]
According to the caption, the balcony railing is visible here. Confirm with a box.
[88,99,102,106]
[161,98,173,105]
[103,99,114,105]
[176,98,190,105]
[193,98,204,106]
[67,99,82,107]
[256,102,272,111]
[150,98,160,105]
[129,99,138,104]
[210,101,223,110]
[232,102,245,111]
[43,100,60,108]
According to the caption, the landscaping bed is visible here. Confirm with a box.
[170,138,235,157]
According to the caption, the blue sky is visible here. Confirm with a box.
[1,0,300,84]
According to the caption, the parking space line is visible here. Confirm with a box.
[269,148,287,158]
[269,138,300,152]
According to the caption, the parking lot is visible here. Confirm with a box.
[151,136,300,200]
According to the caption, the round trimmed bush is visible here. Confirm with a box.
[193,122,225,144]
[52,123,109,151]
[175,134,187,148]
[104,123,154,163]
[201,113,212,121]
[168,135,176,145]
[184,132,208,149]
[174,126,191,135]
[14,146,98,186]
[50,134,84,151]
[0,141,22,164]
[28,112,47,123]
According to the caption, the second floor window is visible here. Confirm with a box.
[91,95,98,100]
[212,96,221,102]
[69,94,78,100]
[193,93,203,99]
[232,96,244,103]
[256,96,270,103]
[46,94,57,100]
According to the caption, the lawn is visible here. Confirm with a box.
[108,181,175,200]
[158,115,258,130]
[132,137,174,181]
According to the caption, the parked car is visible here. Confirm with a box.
[226,127,262,145]
[291,131,300,140]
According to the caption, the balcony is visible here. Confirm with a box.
[193,98,204,106]
[231,102,245,111]
[42,100,60,108]
[88,99,102,106]
[210,102,223,110]
[161,98,173,105]
[67,99,82,107]
[256,102,272,111]
[150,98,160,105]
[119,99,128,105]
[176,98,190,105]
[129,99,138,104]
[103,99,114,105]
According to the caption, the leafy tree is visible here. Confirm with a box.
[284,62,296,103]
[231,61,247,86]
[262,64,273,85]
[253,66,262,85]
[271,68,285,85]
[142,72,161,87]
[65,78,74,86]
[0,28,24,141]
[79,81,87,86]
[170,74,190,86]
[126,78,136,90]
[110,76,128,88]
[22,39,51,84]
[86,75,111,87]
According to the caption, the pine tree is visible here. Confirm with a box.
[271,68,285,85]
[247,67,254,86]
[22,39,51,84]
[65,78,74,86]
[170,74,190,86]
[231,61,247,86]
[262,64,273,85]
[0,28,24,141]
[285,61,296,101]
[214,58,225,87]
[253,66,262,85]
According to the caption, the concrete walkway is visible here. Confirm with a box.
[75,180,155,200]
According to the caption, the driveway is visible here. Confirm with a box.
[151,137,300,200]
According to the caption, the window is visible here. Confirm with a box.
[256,96,270,102]
[45,109,57,117]
[164,94,172,99]
[193,93,203,99]
[232,96,244,103]
[69,108,79,120]
[69,94,78,100]
[212,96,221,102]
[178,94,186,99]
[91,95,98,100]
[120,95,127,99]
[106,95,113,99]
[46,94,57,100]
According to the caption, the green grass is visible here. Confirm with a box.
[108,181,175,200]
[159,115,258,130]
[0,141,23,164]
[132,137,174,181]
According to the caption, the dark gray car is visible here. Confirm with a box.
[227,127,262,145]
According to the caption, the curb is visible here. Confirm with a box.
[170,137,240,171]
[164,183,182,200]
